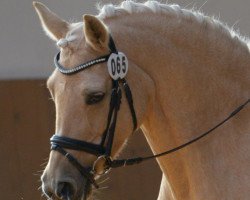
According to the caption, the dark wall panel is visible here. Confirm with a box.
[0,80,161,200]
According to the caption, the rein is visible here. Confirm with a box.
[50,35,250,189]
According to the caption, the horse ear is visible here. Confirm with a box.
[33,1,69,41]
[83,15,109,52]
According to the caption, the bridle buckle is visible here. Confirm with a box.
[92,156,112,175]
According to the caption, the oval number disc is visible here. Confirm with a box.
[107,52,128,80]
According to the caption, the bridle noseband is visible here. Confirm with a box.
[50,34,250,189]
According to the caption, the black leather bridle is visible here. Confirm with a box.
[51,36,137,188]
[50,34,250,189]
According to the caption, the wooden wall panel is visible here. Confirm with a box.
[0,80,55,200]
[0,80,161,200]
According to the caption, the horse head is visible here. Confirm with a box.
[33,2,152,199]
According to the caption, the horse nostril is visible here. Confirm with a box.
[56,181,76,199]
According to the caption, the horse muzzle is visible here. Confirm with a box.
[41,161,92,200]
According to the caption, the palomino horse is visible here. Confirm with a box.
[33,1,250,200]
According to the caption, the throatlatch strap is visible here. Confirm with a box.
[121,79,137,130]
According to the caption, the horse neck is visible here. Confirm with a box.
[105,12,250,199]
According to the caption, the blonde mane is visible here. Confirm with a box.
[97,0,250,50]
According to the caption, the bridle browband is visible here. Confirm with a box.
[50,34,250,189]
[54,35,119,75]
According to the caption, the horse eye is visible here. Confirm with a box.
[86,92,105,105]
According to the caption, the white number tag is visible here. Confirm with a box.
[107,52,128,80]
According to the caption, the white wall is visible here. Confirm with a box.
[0,0,249,79]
